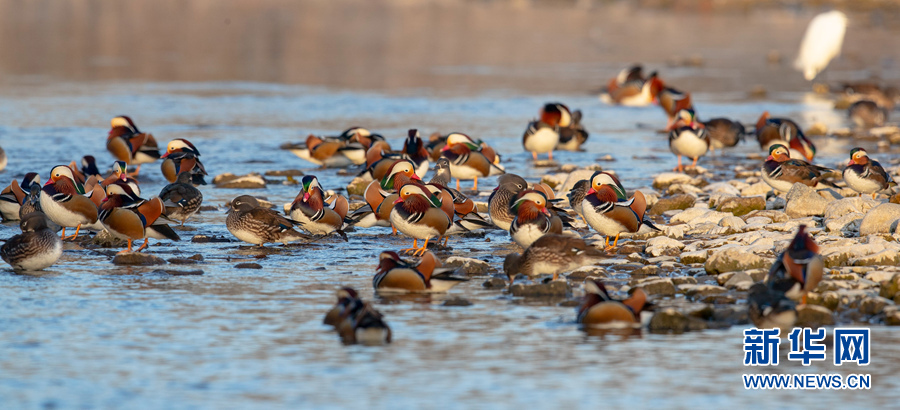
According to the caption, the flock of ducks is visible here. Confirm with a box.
[0,64,898,344]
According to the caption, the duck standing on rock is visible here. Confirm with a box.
[389,183,451,256]
[764,225,823,305]
[100,181,180,253]
[509,190,568,248]
[159,171,203,226]
[40,165,99,240]
[843,148,896,199]
[577,279,647,327]
[760,144,834,193]
[504,234,605,282]
[287,175,349,240]
[523,103,571,162]
[581,172,658,250]
[440,133,505,191]
[668,109,710,172]
[0,212,63,271]
[226,195,309,246]
[106,115,161,176]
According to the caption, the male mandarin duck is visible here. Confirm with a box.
[843,147,896,198]
[577,279,647,327]
[69,156,102,185]
[226,195,309,246]
[373,251,468,293]
[0,173,40,221]
[101,161,141,195]
[755,112,816,161]
[748,283,797,333]
[509,190,567,249]
[159,171,203,226]
[764,225,823,305]
[336,297,392,345]
[504,234,605,282]
[106,115,161,175]
[39,165,99,240]
[287,127,384,168]
[0,212,63,271]
[100,181,180,253]
[761,144,834,193]
[522,103,572,161]
[557,110,589,152]
[161,138,207,185]
[359,129,430,181]
[658,86,693,130]
[286,175,349,239]
[440,133,505,191]
[567,172,626,223]
[848,100,888,128]
[668,109,711,172]
[581,172,659,250]
[487,174,555,231]
[324,287,360,327]
[345,160,421,229]
[599,66,664,106]
[389,183,451,256]
[702,117,745,151]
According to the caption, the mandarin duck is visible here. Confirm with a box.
[581,172,658,250]
[345,160,421,229]
[286,127,384,168]
[764,225,823,305]
[69,156,102,185]
[509,190,567,248]
[100,181,180,253]
[843,148,896,198]
[748,282,797,333]
[286,176,349,239]
[761,144,834,193]
[324,287,360,327]
[522,103,572,161]
[373,251,468,293]
[755,112,816,161]
[226,195,309,246]
[39,166,98,240]
[658,86,693,130]
[486,174,553,231]
[599,67,663,106]
[0,212,63,271]
[0,173,40,221]
[848,100,888,128]
[504,234,605,282]
[557,109,589,151]
[336,298,392,345]
[161,138,207,185]
[159,171,203,226]
[389,183,451,256]
[106,115,161,175]
[440,133,504,191]
[668,109,710,172]
[359,129,430,181]
[702,117,745,151]
[577,279,647,327]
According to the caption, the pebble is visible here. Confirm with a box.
[795,305,835,328]
[649,194,695,215]
[234,263,263,269]
[444,257,494,275]
[509,281,570,297]
[112,253,167,266]
[213,173,267,189]
[784,183,830,218]
[716,196,765,216]
[644,236,685,257]
[632,277,676,296]
[704,247,771,275]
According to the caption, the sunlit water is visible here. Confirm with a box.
[1,81,899,408]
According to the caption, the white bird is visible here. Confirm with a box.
[794,10,847,81]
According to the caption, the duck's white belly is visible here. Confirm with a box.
[524,129,559,154]
[581,201,627,236]
[40,192,90,228]
[843,169,882,194]
[670,132,708,158]
[0,201,21,221]
[510,223,545,248]
[14,240,63,271]
[760,168,797,193]
[390,210,440,240]
[448,163,485,180]
[228,226,266,245]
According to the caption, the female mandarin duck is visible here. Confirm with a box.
[761,144,834,193]
[40,165,98,240]
[226,195,309,246]
[0,212,63,271]
[577,279,647,327]
[286,175,349,239]
[522,103,571,161]
[100,181,180,253]
[106,115,161,176]
[440,133,505,191]
[581,172,658,250]
[764,225,823,305]
[159,171,203,226]
[843,148,896,198]
[373,251,468,293]
[346,160,421,229]
[389,183,451,256]
[504,234,605,282]
[668,109,710,172]
[0,173,40,221]
[509,190,565,248]
[161,138,207,185]
[755,112,816,161]
[487,174,555,231]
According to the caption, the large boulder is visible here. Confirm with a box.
[824,197,880,220]
[649,194,695,215]
[704,247,772,275]
[858,203,900,235]
[652,173,705,190]
[784,183,831,218]
[716,196,766,216]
